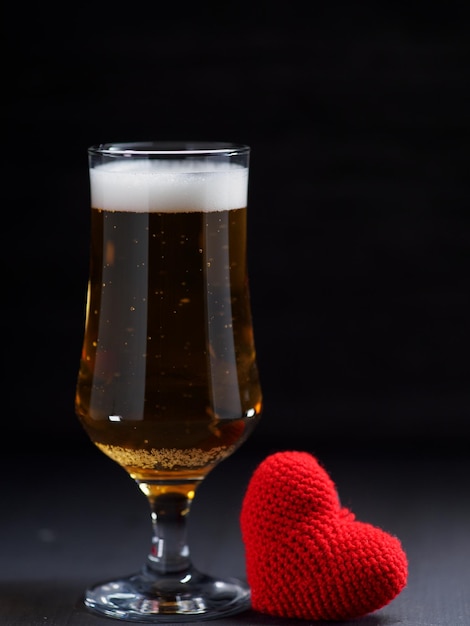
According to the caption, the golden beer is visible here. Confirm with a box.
[75,157,262,482]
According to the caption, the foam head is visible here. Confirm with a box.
[90,159,248,212]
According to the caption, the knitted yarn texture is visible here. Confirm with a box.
[240,451,408,621]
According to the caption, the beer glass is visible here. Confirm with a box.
[75,142,263,622]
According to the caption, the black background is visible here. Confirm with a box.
[5,2,469,453]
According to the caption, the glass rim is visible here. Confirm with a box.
[88,141,250,158]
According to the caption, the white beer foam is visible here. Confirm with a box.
[90,159,248,212]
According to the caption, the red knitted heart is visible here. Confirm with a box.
[240,451,408,621]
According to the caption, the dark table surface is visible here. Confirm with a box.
[1,436,468,626]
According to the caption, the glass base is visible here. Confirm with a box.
[83,566,251,622]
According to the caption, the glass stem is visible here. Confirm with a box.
[142,482,199,575]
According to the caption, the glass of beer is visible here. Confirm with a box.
[75,141,263,622]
